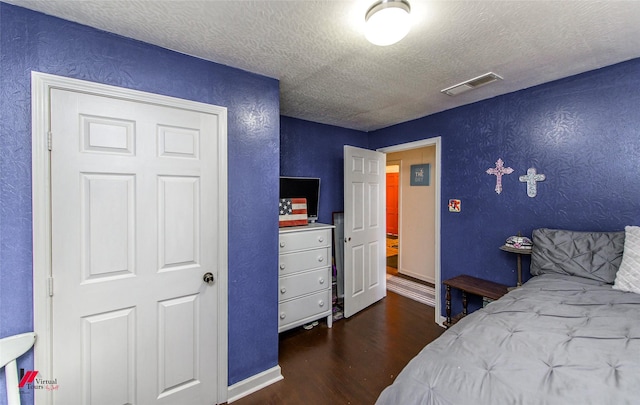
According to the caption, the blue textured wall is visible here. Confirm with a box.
[280,117,368,224]
[0,4,279,401]
[369,58,640,313]
[4,2,640,402]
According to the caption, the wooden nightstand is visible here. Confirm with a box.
[443,275,509,327]
[499,244,532,288]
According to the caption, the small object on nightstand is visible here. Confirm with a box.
[500,233,533,289]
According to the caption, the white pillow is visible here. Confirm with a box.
[613,226,640,294]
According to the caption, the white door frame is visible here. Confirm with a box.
[31,72,229,404]
[378,137,443,327]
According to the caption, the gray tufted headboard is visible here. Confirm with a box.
[530,228,625,284]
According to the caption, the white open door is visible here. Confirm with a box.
[343,145,386,318]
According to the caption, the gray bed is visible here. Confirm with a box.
[376,228,640,404]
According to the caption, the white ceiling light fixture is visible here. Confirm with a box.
[365,0,412,46]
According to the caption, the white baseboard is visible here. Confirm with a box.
[398,268,435,285]
[227,364,283,403]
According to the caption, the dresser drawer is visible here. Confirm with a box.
[279,229,331,253]
[279,268,330,302]
[279,247,330,276]
[278,290,331,329]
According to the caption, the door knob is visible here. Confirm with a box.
[203,272,215,285]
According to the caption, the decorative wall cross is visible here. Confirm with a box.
[486,158,513,194]
[519,167,546,197]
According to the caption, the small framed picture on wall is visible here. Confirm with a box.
[410,164,430,186]
[448,199,461,212]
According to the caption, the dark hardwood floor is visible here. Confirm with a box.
[233,291,445,405]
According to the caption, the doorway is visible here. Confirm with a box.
[379,138,442,325]
[386,163,400,275]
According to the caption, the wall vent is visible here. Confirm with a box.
[441,72,503,96]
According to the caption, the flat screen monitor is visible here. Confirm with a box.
[279,177,320,223]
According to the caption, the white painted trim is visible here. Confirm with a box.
[227,365,283,403]
[378,137,442,327]
[31,71,229,404]
[398,268,435,285]
[31,71,54,405]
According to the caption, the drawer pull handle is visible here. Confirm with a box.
[280,264,286,270]
[319,278,325,284]
[280,241,286,248]
[318,236,324,243]
[280,287,287,294]
[280,312,286,320]
[319,300,325,307]
[317,256,324,262]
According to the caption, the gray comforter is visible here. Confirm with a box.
[376,273,640,404]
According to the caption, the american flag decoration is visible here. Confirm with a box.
[279,198,308,227]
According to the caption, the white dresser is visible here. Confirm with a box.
[278,223,334,333]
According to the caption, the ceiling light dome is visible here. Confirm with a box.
[365,0,411,46]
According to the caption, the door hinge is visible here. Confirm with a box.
[48,277,54,297]
[47,131,52,151]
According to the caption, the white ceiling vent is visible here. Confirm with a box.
[441,72,503,96]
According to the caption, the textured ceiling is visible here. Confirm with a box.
[7,0,640,131]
